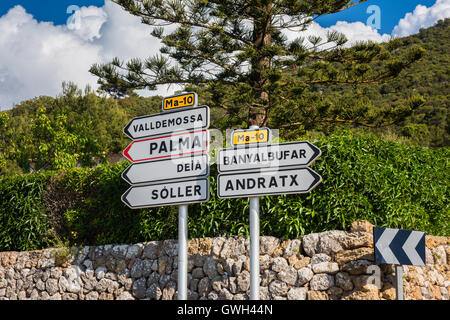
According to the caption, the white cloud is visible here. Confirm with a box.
[0,6,103,109]
[66,5,107,41]
[283,20,391,49]
[0,1,173,110]
[1,0,449,109]
[392,0,450,37]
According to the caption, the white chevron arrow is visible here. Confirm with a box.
[375,228,400,265]
[402,231,425,266]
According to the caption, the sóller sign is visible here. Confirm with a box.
[122,178,210,208]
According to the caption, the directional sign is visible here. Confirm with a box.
[123,106,209,140]
[122,154,209,185]
[162,92,198,111]
[231,127,271,146]
[123,130,208,163]
[217,167,322,198]
[374,227,426,266]
[122,178,210,208]
[218,141,321,173]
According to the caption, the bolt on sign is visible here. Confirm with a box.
[232,127,271,146]
[162,92,198,112]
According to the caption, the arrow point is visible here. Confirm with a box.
[123,142,133,162]
[375,228,400,265]
[121,164,133,184]
[307,141,322,161]
[123,121,132,139]
[307,167,322,187]
[121,188,133,208]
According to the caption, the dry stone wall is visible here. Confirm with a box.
[0,221,448,300]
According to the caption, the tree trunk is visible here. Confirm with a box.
[248,2,272,127]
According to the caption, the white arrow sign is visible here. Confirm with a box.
[218,141,321,172]
[123,130,208,163]
[374,227,426,266]
[122,154,209,185]
[217,167,322,198]
[121,178,210,208]
[123,106,209,140]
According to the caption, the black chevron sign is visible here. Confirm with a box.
[373,227,426,266]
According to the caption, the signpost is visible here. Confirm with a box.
[123,105,209,140]
[218,141,322,172]
[231,127,271,146]
[122,130,208,163]
[217,167,322,198]
[373,227,426,300]
[162,92,198,111]
[217,126,322,300]
[121,178,210,209]
[121,92,210,300]
[122,154,209,185]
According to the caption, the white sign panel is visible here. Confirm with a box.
[122,178,210,208]
[374,227,426,266]
[123,130,208,163]
[218,141,321,172]
[123,106,209,140]
[217,167,322,198]
[122,154,209,185]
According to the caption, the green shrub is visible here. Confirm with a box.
[0,172,50,251]
[0,131,448,251]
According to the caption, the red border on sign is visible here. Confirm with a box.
[123,130,208,162]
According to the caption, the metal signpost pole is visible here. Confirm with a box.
[178,204,188,300]
[122,92,210,301]
[248,125,260,300]
[217,125,322,301]
[395,265,404,300]
[249,196,260,300]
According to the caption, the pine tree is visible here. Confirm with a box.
[90,0,425,127]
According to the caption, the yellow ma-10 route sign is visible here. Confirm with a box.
[162,92,198,111]
[232,127,271,146]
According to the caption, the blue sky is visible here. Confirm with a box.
[0,0,440,34]
[316,0,437,34]
[0,0,105,25]
[0,0,449,109]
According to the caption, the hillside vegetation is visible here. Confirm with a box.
[0,21,449,175]
[0,22,448,251]
[302,19,449,148]
[0,131,448,251]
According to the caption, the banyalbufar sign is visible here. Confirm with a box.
[218,141,321,172]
